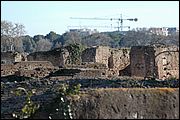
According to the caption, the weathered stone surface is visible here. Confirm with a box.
[27,48,69,67]
[108,48,130,76]
[71,88,179,119]
[130,46,155,78]
[1,64,16,76]
[130,46,179,79]
[108,48,130,70]
[1,77,179,119]
[95,46,110,67]
[2,45,179,80]
[81,46,131,77]
[155,46,179,80]
[1,51,26,64]
[1,61,56,78]
[81,47,96,63]
[14,61,54,70]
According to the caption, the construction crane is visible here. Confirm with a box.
[67,25,131,31]
[70,14,137,32]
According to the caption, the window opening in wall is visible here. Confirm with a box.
[102,73,105,75]
[31,74,34,77]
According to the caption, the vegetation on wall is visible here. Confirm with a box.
[34,83,81,119]
[12,87,39,119]
[11,83,81,119]
[65,43,86,65]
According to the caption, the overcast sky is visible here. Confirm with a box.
[1,1,179,36]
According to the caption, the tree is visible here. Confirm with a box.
[21,35,37,53]
[1,20,26,52]
[62,31,82,46]
[36,38,52,51]
[45,31,61,42]
[33,35,45,43]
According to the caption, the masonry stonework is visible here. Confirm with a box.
[155,46,179,80]
[1,52,26,64]
[1,64,16,76]
[130,46,155,78]
[130,46,179,79]
[1,61,56,78]
[108,48,130,76]
[1,45,178,80]
[95,46,110,68]
[27,48,69,67]
[81,47,96,63]
[81,46,131,76]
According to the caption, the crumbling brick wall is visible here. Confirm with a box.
[95,46,110,67]
[81,47,96,63]
[81,46,131,76]
[1,52,15,64]
[1,61,55,78]
[14,61,55,78]
[130,46,179,79]
[155,46,179,80]
[14,61,54,70]
[14,69,52,78]
[81,46,110,67]
[130,46,155,78]
[27,48,69,67]
[1,64,16,76]
[1,52,25,64]
[108,48,131,76]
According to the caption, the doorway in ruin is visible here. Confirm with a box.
[108,52,114,69]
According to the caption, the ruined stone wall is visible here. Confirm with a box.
[81,46,130,77]
[14,69,52,78]
[108,48,130,76]
[27,48,69,67]
[13,61,55,78]
[155,46,179,80]
[1,52,26,64]
[1,64,16,76]
[28,88,179,119]
[1,52,15,64]
[130,46,156,78]
[1,61,55,78]
[95,46,110,68]
[14,61,54,70]
[1,77,179,119]
[81,47,96,63]
[14,52,23,62]
[130,46,179,79]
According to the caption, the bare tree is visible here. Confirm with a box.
[1,20,26,52]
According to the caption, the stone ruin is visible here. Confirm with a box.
[81,46,131,77]
[130,46,155,79]
[81,45,179,79]
[1,61,56,78]
[155,46,179,79]
[1,46,179,119]
[27,48,69,67]
[130,46,179,79]
[1,51,27,64]
[1,45,179,80]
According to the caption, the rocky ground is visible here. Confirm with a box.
[1,75,179,119]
